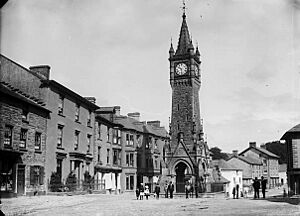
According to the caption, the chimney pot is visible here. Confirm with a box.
[249,142,256,148]
[127,112,140,121]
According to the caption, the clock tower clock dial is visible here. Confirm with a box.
[176,63,187,75]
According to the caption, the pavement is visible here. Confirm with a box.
[0,187,299,216]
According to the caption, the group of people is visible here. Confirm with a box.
[232,184,240,199]
[253,176,267,199]
[135,183,161,200]
[164,181,175,199]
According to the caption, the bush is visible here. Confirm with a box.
[65,172,77,191]
[83,171,93,192]
[49,172,63,192]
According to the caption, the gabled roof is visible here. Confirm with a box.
[239,146,280,159]
[0,82,50,113]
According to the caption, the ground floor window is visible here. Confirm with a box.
[126,175,134,190]
[30,166,44,185]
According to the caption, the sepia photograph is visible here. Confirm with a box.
[0,0,300,215]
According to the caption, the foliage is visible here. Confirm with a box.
[49,172,63,192]
[65,172,77,191]
[210,147,229,160]
[265,141,287,164]
[83,171,93,191]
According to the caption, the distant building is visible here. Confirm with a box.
[96,107,169,193]
[94,107,123,194]
[239,142,280,188]
[0,55,50,197]
[227,150,262,191]
[211,159,243,198]
[281,124,300,195]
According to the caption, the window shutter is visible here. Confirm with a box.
[39,166,44,185]
[30,166,35,185]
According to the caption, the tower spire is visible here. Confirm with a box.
[175,0,193,56]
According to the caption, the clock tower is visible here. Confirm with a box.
[165,5,209,195]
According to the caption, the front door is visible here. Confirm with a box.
[17,165,25,195]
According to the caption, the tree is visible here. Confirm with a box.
[210,147,229,160]
[49,172,63,192]
[65,172,77,191]
[265,141,286,164]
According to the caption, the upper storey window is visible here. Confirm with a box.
[87,110,92,126]
[4,125,13,147]
[58,95,64,115]
[75,104,80,122]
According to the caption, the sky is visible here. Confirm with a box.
[1,0,300,152]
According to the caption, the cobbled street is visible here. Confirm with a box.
[1,188,299,216]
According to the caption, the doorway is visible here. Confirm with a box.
[175,162,188,193]
[17,165,25,195]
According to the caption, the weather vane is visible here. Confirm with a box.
[181,0,187,15]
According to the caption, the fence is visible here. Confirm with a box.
[48,179,105,192]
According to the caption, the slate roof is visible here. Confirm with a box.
[281,124,300,139]
[239,146,280,159]
[229,155,262,165]
[0,81,50,112]
[212,159,243,170]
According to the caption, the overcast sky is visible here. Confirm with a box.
[1,0,300,152]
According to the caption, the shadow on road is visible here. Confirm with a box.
[264,196,300,205]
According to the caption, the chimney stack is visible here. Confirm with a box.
[29,65,50,80]
[127,112,140,121]
[249,142,256,148]
[232,150,238,156]
[147,121,161,128]
[84,97,96,104]
[114,106,121,116]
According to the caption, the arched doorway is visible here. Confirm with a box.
[175,162,190,193]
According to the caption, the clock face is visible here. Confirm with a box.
[176,63,187,75]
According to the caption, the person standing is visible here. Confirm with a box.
[135,186,140,200]
[154,183,160,199]
[164,182,169,198]
[185,181,190,199]
[139,183,144,200]
[253,177,260,199]
[232,186,236,199]
[168,182,174,199]
[236,184,240,199]
[144,185,150,200]
[261,176,267,199]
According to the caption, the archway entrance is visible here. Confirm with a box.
[175,162,190,193]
